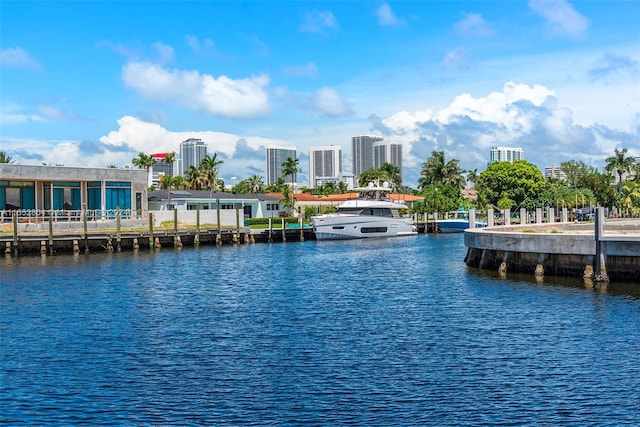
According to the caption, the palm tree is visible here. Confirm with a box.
[605,148,636,193]
[247,175,265,193]
[163,152,176,203]
[281,157,300,190]
[0,151,15,164]
[419,151,465,190]
[380,162,402,190]
[466,168,478,189]
[199,153,224,208]
[132,152,155,188]
[199,153,224,192]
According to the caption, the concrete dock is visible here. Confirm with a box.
[464,216,640,283]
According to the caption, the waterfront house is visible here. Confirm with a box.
[148,189,283,226]
[0,164,148,221]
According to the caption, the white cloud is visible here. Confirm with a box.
[454,13,493,37]
[185,35,219,56]
[376,3,404,27]
[300,10,339,34]
[0,102,46,125]
[314,87,351,117]
[121,61,270,119]
[152,42,174,64]
[0,47,42,70]
[529,0,588,38]
[372,81,636,185]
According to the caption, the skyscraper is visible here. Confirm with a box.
[373,140,403,177]
[180,138,207,176]
[266,145,296,186]
[490,146,524,163]
[309,145,342,188]
[352,135,383,179]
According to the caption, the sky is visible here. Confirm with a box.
[1,0,639,187]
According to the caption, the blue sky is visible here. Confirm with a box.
[1,0,639,187]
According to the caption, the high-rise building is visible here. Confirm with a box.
[150,153,175,188]
[490,146,524,163]
[266,145,297,186]
[544,165,567,181]
[309,145,342,188]
[373,140,403,177]
[352,135,383,178]
[180,138,207,176]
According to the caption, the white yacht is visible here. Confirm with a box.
[311,182,417,240]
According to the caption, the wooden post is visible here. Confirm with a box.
[520,208,527,225]
[487,209,494,227]
[548,208,555,224]
[148,212,154,249]
[48,218,54,255]
[12,211,18,256]
[299,216,304,241]
[83,203,89,253]
[594,207,609,283]
[535,208,542,224]
[116,206,122,252]
[216,198,222,246]
[469,210,476,229]
[268,217,273,243]
[562,207,568,223]
[173,208,178,248]
[195,204,200,247]
[503,209,510,226]
[235,208,241,243]
[281,217,286,242]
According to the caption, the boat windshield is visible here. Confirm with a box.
[336,207,395,217]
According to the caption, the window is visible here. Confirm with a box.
[361,227,387,234]
[267,203,279,211]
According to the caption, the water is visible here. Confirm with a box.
[1,235,639,426]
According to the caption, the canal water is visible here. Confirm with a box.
[1,235,639,425]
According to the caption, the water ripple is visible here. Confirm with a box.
[1,235,639,425]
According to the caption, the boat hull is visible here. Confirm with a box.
[312,215,417,240]
[436,219,487,233]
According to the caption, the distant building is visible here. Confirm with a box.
[352,135,383,178]
[180,138,207,176]
[545,165,567,181]
[150,153,175,188]
[373,140,403,178]
[490,146,524,163]
[266,145,296,186]
[309,145,342,188]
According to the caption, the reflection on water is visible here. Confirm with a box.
[1,234,639,425]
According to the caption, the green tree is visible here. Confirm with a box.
[418,151,465,190]
[605,148,636,193]
[476,160,546,208]
[247,175,265,193]
[0,151,15,164]
[281,157,300,190]
[358,167,385,187]
[560,160,596,188]
[466,168,478,188]
[199,153,224,192]
[380,162,402,190]
[132,152,155,189]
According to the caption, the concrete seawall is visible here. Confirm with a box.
[464,218,640,283]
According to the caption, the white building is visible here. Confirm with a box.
[545,165,567,181]
[373,140,403,176]
[309,145,342,188]
[490,146,524,163]
[266,145,297,186]
[180,138,207,176]
[150,153,176,188]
